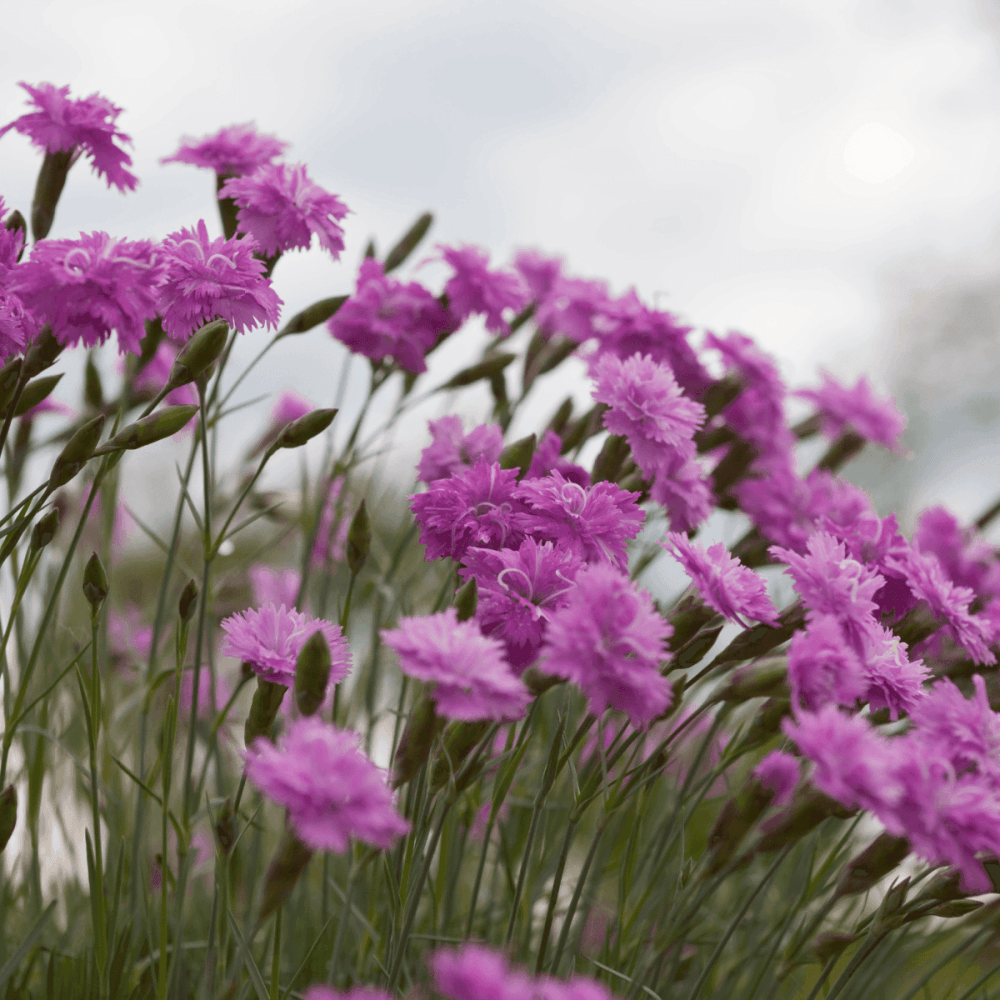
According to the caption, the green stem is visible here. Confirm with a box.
[88,614,108,984]
[535,817,578,972]
[270,907,282,1000]
[326,868,357,985]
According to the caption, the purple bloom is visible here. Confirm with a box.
[219,603,350,687]
[269,390,314,429]
[797,371,905,451]
[540,564,673,727]
[329,259,454,374]
[754,750,800,807]
[381,608,530,721]
[660,531,779,627]
[417,416,504,484]
[157,220,282,341]
[10,232,161,354]
[0,82,138,191]
[303,988,393,1000]
[249,565,301,609]
[220,163,349,258]
[512,248,563,302]
[786,616,866,712]
[459,539,583,671]
[914,506,1000,603]
[649,450,714,533]
[245,717,409,852]
[438,244,529,335]
[514,472,644,572]
[524,430,590,486]
[534,274,612,343]
[411,459,524,562]
[860,625,929,720]
[429,944,534,1000]
[161,122,287,176]
[0,294,29,361]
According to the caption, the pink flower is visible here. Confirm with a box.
[438,244,529,335]
[219,603,350,687]
[382,608,529,721]
[249,565,301,610]
[161,122,287,176]
[10,232,161,354]
[540,564,672,727]
[754,751,800,807]
[329,259,454,373]
[429,944,534,1000]
[157,220,282,341]
[914,506,1000,604]
[0,82,138,191]
[860,625,929,721]
[0,294,29,361]
[797,371,905,451]
[417,416,504,484]
[303,988,393,1000]
[786,616,866,712]
[269,390,314,429]
[534,274,611,343]
[524,430,590,487]
[512,248,563,302]
[245,717,409,852]
[220,163,349,258]
[649,450,714,533]
[660,531,779,627]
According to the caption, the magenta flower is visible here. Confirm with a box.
[329,259,453,373]
[245,717,409,852]
[860,625,929,720]
[754,750,800,806]
[382,608,529,721]
[514,472,644,572]
[0,82,138,191]
[797,371,905,451]
[649,450,714,533]
[269,390,314,428]
[180,665,232,721]
[311,478,351,568]
[220,163,349,258]
[540,564,672,727]
[0,295,29,361]
[459,538,583,671]
[438,244,529,336]
[10,232,162,354]
[219,603,349,687]
[525,430,590,486]
[786,616,866,712]
[303,988,393,1000]
[914,506,1000,603]
[512,248,563,303]
[534,274,612,343]
[417,416,504,484]
[249,565,301,609]
[161,122,287,176]
[429,944,535,1000]
[660,531,779,628]
[157,220,282,340]
[411,459,525,562]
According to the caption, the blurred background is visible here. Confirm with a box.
[3,0,1000,532]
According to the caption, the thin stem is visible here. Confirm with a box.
[270,908,282,1000]
[535,818,578,972]
[88,613,108,987]
[326,868,358,985]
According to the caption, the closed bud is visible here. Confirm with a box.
[700,373,744,421]
[443,352,516,389]
[522,667,563,697]
[736,697,791,755]
[165,320,229,391]
[244,678,287,745]
[752,788,856,855]
[5,208,26,246]
[258,828,314,923]
[668,596,720,651]
[546,397,574,436]
[29,508,59,552]
[215,797,237,856]
[711,602,806,667]
[591,433,630,485]
[94,405,198,455]
[672,624,723,671]
[275,408,338,451]
[84,354,103,409]
[178,578,199,623]
[928,899,983,918]
[0,358,23,413]
[31,149,75,241]
[280,296,348,336]
[82,551,109,610]
[815,430,866,473]
[559,404,606,454]
[23,327,64,379]
[346,501,371,576]
[454,577,478,622]
[392,694,442,788]
[0,784,16,853]
[711,659,788,704]
[294,631,331,717]
[705,778,774,875]
[431,719,491,793]
[836,832,910,898]
[498,433,536,480]
[14,373,63,417]
[48,413,105,489]
[383,212,433,273]
[809,933,856,966]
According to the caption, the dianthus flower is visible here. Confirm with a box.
[438,244,529,335]
[10,232,162,353]
[245,717,409,852]
[512,248,563,302]
[382,608,529,721]
[0,294,29,361]
[797,371,905,451]
[914,506,1000,603]
[649,450,715,533]
[460,538,583,670]
[157,220,281,340]
[411,459,524,562]
[269,390,314,428]
[661,531,779,627]
[220,163,349,258]
[127,342,197,406]
[525,430,590,486]
[514,472,644,572]
[540,564,672,727]
[161,122,287,176]
[219,603,349,687]
[329,258,453,373]
[786,616,866,712]
[303,987,393,1000]
[860,625,929,720]
[0,82,138,191]
[0,196,23,270]
[249,565,301,609]
[534,274,612,343]
[417,416,504,484]
[429,944,535,1000]
[754,750,800,806]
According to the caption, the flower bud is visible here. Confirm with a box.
[178,578,199,624]
[752,788,856,855]
[546,397,574,436]
[705,778,775,874]
[215,173,239,240]
[392,694,443,788]
[282,296,349,336]
[443,352,517,389]
[215,796,237,856]
[164,320,229,391]
[809,933,856,966]
[294,631,331,717]
[0,784,16,853]
[591,434,630,485]
[346,501,371,577]
[258,828,314,923]
[711,659,788,704]
[29,507,59,552]
[499,433,536,480]
[14,373,63,418]
[735,697,791,755]
[84,354,103,409]
[454,577,478,622]
[383,212,433,273]
[93,405,198,455]
[700,373,745,421]
[244,678,287,745]
[31,149,75,241]
[4,209,26,254]
[274,408,338,451]
[668,596,721,651]
[815,430,866,473]
[710,602,806,668]
[835,832,910,898]
[559,404,606,454]
[431,719,491,793]
[48,413,105,489]
[928,899,983,919]
[672,623,724,671]
[82,552,109,611]
[23,327,64,379]
[0,358,23,413]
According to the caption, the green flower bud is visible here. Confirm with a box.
[0,357,23,413]
[383,212,433,273]
[522,667,563,697]
[710,602,806,668]
[178,578,199,624]
[667,596,721,651]
[430,719,491,793]
[280,296,349,336]
[244,678,287,745]
[294,631,331,717]
[215,173,239,240]
[31,149,75,241]
[546,397,574,436]
[84,354,103,409]
[392,694,443,788]
[809,933,857,966]
[735,697,791,755]
[815,430,866,473]
[498,433,536,480]
[275,408,338,450]
[82,552,109,611]
[215,796,237,856]
[164,320,229,391]
[835,832,911,898]
[23,327,64,379]
[14,373,63,417]
[4,209,26,256]
[258,828,314,923]
[0,784,17,853]
[928,899,983,919]
[454,576,478,622]
[711,659,788,704]
[672,623,724,671]
[591,433,630,485]
[559,404,606,454]
[752,788,855,855]
[48,413,105,489]
[93,405,198,455]
[443,352,516,389]
[346,501,371,577]
[29,508,59,552]
[705,778,774,875]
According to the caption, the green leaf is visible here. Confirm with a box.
[0,901,56,991]
[227,907,269,1000]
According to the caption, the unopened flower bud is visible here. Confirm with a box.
[178,578,199,624]
[14,373,63,418]
[454,577,478,622]
[499,433,536,480]
[294,631,331,717]
[383,212,433,273]
[928,899,983,919]
[735,697,791,755]
[346,501,371,577]
[835,832,910,898]
[392,694,443,788]
[705,778,775,875]
[0,784,16,853]
[281,296,348,336]
[4,208,26,249]
[29,508,59,552]
[559,404,606,454]
[244,678,287,745]
[668,597,721,651]
[700,373,745,421]
[0,358,23,413]
[809,933,856,966]
[443,352,516,389]
[165,320,229,391]
[546,397,574,436]
[215,796,237,856]
[23,327,64,379]
[711,659,788,704]
[258,828,314,923]
[752,788,855,856]
[275,408,338,451]
[711,602,806,668]
[591,434,630,485]
[672,623,724,671]
[431,719,491,793]
[94,405,198,455]
[815,430,866,473]
[48,413,105,489]
[84,354,103,409]
[82,552,109,611]
[31,149,75,241]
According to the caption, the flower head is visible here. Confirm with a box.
[513,248,563,302]
[914,506,1000,603]
[754,750,800,807]
[0,294,29,361]
[0,82,137,191]
[249,565,301,609]
[649,451,714,533]
[158,220,282,340]
[661,531,779,627]
[417,416,504,484]
[541,564,672,726]
[429,944,535,1000]
[534,274,611,343]
[797,371,905,451]
[860,625,929,720]
[10,232,161,353]
[382,608,529,721]
[162,122,287,176]
[438,244,528,335]
[219,603,349,687]
[786,616,866,712]
[329,259,453,373]
[220,163,349,258]
[525,430,590,486]
[303,987,393,1000]
[245,717,409,852]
